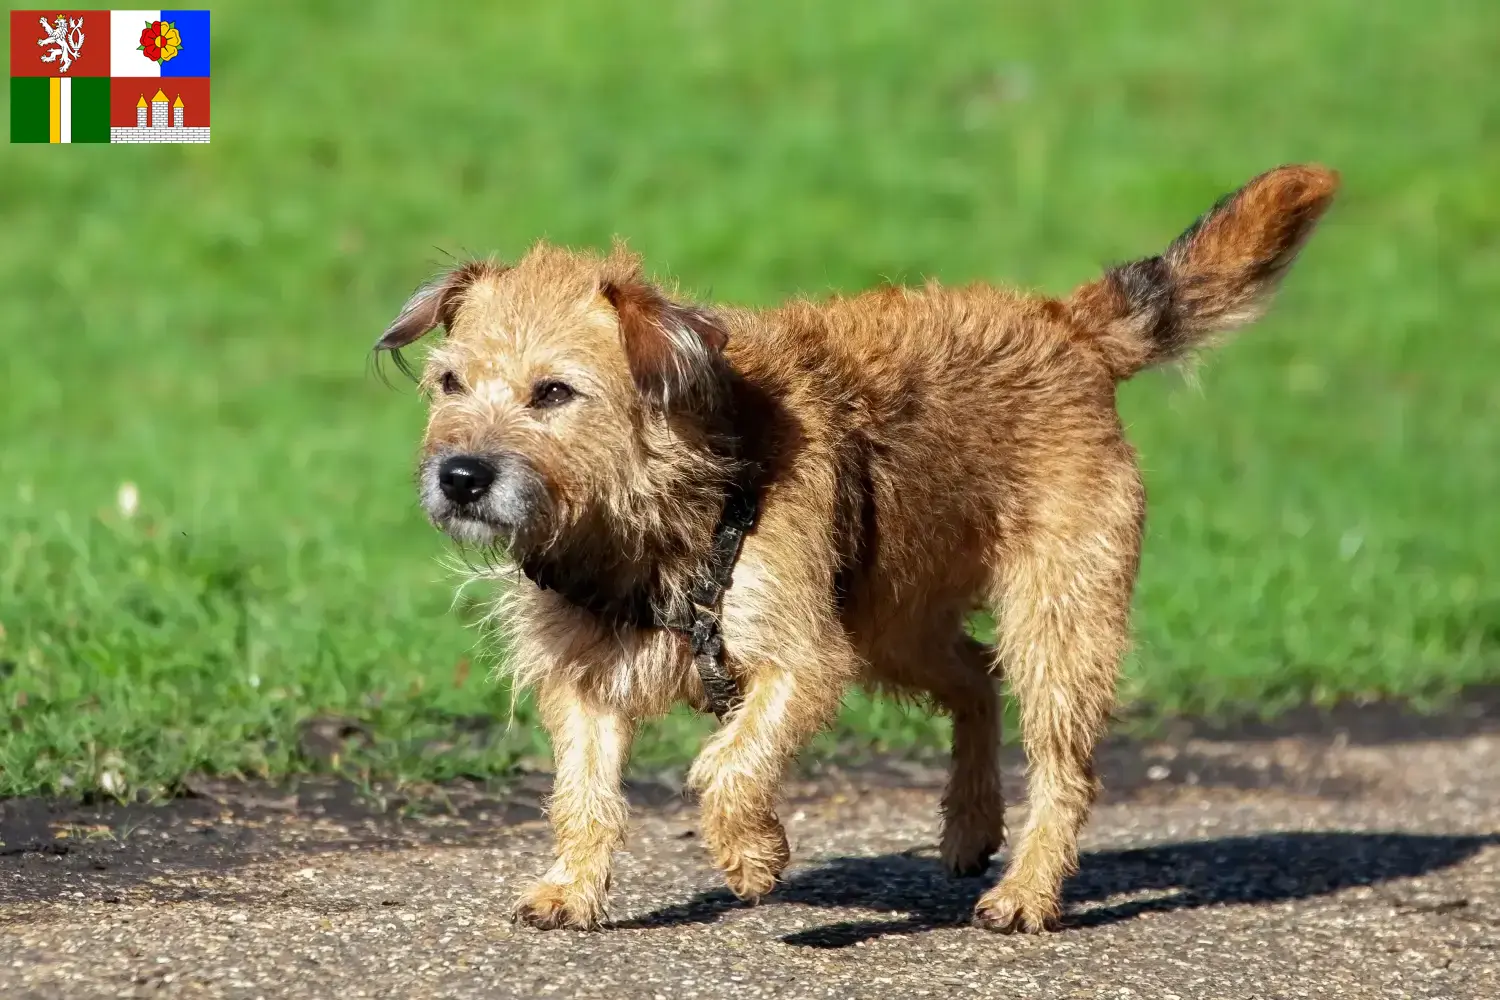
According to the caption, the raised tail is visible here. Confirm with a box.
[1069,164,1340,380]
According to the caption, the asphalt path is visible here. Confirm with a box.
[3,698,1498,999]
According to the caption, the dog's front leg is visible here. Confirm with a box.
[514,680,635,930]
[687,642,852,900]
[686,540,856,900]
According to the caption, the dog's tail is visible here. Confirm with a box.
[1068,164,1339,380]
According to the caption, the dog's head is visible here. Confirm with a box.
[374,243,732,558]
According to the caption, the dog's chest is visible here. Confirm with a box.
[503,587,697,715]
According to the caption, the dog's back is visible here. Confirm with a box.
[721,165,1339,657]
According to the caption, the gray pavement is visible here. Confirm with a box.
[3,722,1499,999]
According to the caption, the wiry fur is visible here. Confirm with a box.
[377,165,1338,933]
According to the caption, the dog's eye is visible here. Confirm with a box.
[530,380,577,409]
[439,371,464,396]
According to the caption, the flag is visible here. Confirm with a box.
[10,9,210,143]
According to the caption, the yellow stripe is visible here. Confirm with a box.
[49,78,61,143]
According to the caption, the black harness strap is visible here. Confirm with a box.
[672,478,758,719]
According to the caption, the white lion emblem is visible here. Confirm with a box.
[37,15,86,74]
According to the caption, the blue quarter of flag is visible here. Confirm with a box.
[160,10,210,77]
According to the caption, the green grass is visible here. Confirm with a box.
[2,0,1498,798]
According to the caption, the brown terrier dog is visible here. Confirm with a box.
[376,165,1338,933]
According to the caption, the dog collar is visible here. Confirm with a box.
[519,475,759,720]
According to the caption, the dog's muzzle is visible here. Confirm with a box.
[421,451,549,546]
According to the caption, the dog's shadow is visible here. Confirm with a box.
[616,832,1496,948]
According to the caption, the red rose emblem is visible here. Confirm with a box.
[136,20,182,64]
[139,21,163,61]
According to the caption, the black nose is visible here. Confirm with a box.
[438,456,496,505]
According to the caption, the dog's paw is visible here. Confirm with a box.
[512,881,604,931]
[721,853,781,902]
[972,882,1061,934]
[712,819,790,902]
[939,819,1004,878]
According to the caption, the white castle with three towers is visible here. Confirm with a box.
[109,89,210,143]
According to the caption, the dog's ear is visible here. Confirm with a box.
[374,261,501,352]
[601,277,729,410]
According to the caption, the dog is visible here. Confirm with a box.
[375,164,1338,932]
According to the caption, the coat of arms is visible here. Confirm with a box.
[36,14,85,74]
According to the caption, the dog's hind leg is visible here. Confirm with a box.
[931,634,1007,877]
[514,680,635,930]
[865,625,1007,877]
[973,456,1143,933]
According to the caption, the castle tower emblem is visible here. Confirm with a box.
[110,88,210,143]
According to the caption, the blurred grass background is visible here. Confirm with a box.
[1,0,1497,797]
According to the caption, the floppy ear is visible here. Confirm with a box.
[374,260,500,352]
[601,276,729,410]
